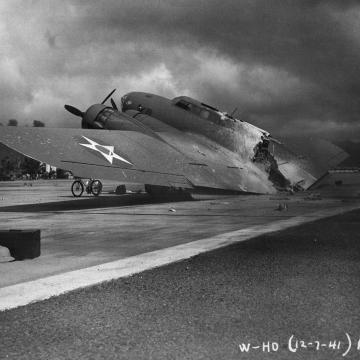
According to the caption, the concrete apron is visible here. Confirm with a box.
[0,203,359,311]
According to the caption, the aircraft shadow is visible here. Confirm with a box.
[0,193,193,213]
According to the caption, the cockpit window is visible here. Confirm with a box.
[175,99,221,124]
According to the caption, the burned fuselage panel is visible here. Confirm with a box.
[252,136,291,190]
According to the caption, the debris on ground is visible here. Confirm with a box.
[169,208,176,212]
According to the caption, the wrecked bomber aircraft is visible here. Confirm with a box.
[0,90,348,196]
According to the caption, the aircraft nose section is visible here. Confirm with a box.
[121,92,141,112]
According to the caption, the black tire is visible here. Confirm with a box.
[91,179,102,196]
[71,180,84,197]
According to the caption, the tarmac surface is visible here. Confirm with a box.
[0,180,359,288]
[0,180,360,359]
[0,208,359,359]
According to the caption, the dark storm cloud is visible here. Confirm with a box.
[60,0,360,138]
[1,0,359,139]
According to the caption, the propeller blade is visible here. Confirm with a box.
[93,121,104,129]
[64,105,84,117]
[101,89,116,105]
[110,98,118,110]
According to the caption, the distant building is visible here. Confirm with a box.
[310,167,360,197]
[45,164,57,173]
[311,168,360,188]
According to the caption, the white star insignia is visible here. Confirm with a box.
[79,136,132,165]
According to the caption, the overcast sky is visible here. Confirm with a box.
[0,0,359,140]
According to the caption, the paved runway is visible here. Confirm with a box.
[0,208,359,359]
[0,180,358,289]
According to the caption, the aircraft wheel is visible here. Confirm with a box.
[91,179,102,196]
[71,180,84,197]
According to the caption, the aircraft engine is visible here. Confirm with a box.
[64,89,119,129]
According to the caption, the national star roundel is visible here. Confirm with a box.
[77,136,133,166]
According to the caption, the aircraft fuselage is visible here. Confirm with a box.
[120,92,269,154]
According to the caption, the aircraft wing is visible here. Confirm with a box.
[0,127,261,192]
[0,127,196,188]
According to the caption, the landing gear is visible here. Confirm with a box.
[71,179,103,197]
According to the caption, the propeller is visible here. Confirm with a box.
[64,89,118,129]
[110,98,118,110]
[64,104,84,118]
[93,121,104,129]
[101,88,116,105]
[64,89,117,116]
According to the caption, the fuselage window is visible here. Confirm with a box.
[189,104,202,116]
[175,100,191,111]
[207,111,221,125]
[200,110,210,119]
